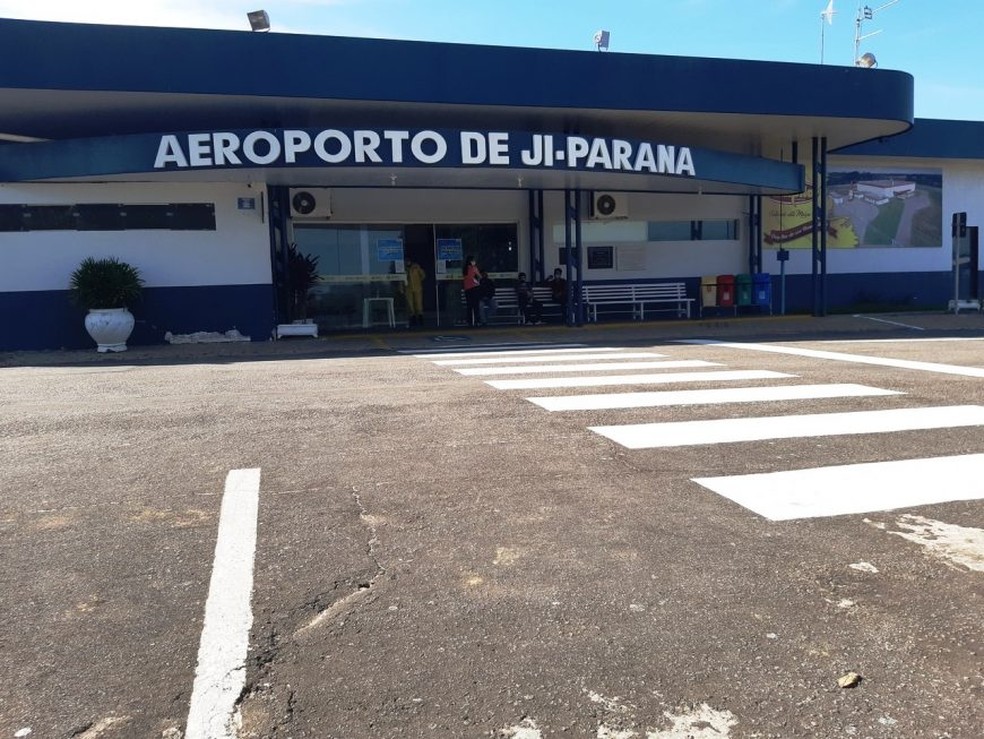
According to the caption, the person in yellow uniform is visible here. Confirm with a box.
[404,258,426,327]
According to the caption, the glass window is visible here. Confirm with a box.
[0,205,24,231]
[702,219,740,240]
[435,224,519,276]
[22,206,76,230]
[647,221,693,241]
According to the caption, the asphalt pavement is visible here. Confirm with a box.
[1,312,982,738]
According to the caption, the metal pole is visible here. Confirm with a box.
[574,189,584,326]
[819,136,828,316]
[564,188,573,326]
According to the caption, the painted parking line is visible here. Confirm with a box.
[487,369,795,390]
[680,339,984,378]
[527,383,903,412]
[456,360,719,376]
[433,351,666,366]
[693,454,984,521]
[185,468,261,739]
[590,405,984,449]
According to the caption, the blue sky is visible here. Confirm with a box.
[1,0,981,121]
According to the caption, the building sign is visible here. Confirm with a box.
[153,128,697,177]
[376,238,404,262]
[0,128,802,192]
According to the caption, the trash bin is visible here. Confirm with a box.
[700,275,717,309]
[753,273,772,312]
[716,274,735,308]
[736,273,753,306]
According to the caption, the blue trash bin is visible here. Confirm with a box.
[753,273,772,313]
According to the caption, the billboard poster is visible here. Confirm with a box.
[827,168,942,248]
[763,165,943,249]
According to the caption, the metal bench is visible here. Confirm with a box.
[582,282,693,321]
[458,285,569,324]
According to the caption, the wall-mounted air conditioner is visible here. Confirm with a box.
[591,191,628,219]
[289,188,332,218]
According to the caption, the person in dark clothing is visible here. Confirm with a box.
[515,272,543,324]
[478,270,497,325]
[546,267,567,305]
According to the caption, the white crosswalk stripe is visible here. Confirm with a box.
[434,351,666,366]
[407,344,591,357]
[486,369,793,390]
[527,383,902,411]
[693,454,984,521]
[455,360,720,376]
[590,405,984,449]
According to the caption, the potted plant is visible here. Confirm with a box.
[68,256,144,352]
[287,243,320,322]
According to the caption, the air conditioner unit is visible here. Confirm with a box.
[289,188,332,219]
[591,192,628,219]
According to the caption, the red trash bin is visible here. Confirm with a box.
[716,274,735,308]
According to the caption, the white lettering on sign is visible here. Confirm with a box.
[155,135,188,168]
[354,130,382,163]
[314,129,351,163]
[152,129,698,178]
[188,133,212,167]
[213,132,242,165]
[283,130,311,163]
[410,131,446,164]
[243,131,281,165]
[461,132,487,164]
[383,130,410,163]
[488,132,510,165]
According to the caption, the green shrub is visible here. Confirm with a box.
[69,256,144,310]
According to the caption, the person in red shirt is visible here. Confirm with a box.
[462,255,482,327]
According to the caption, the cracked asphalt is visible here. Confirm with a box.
[1,313,982,738]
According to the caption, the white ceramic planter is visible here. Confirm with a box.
[84,307,135,352]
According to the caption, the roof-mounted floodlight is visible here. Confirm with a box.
[247,10,270,32]
[593,29,610,51]
[856,51,878,68]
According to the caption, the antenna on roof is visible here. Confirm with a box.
[854,0,900,66]
[819,0,835,64]
[593,29,610,52]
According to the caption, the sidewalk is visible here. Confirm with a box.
[4,311,984,368]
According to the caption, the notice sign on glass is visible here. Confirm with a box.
[436,238,463,261]
[587,245,614,270]
[376,238,404,262]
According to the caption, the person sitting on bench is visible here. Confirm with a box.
[515,272,543,325]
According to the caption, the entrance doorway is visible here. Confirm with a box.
[289,222,519,330]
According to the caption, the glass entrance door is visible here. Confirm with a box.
[289,222,519,330]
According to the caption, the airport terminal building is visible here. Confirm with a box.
[1,17,982,351]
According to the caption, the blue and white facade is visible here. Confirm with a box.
[0,17,980,351]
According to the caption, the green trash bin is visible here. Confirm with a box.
[736,273,753,306]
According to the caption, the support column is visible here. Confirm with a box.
[528,189,545,283]
[811,136,821,316]
[819,137,828,316]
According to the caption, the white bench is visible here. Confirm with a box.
[582,282,693,321]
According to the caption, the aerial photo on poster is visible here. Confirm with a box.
[762,168,943,249]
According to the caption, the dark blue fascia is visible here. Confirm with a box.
[832,118,984,159]
[0,18,913,123]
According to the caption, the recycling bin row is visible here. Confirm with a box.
[700,274,772,312]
